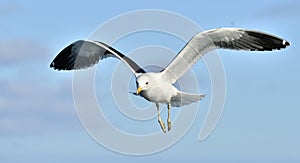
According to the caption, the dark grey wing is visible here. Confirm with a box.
[161,28,290,83]
[50,40,145,75]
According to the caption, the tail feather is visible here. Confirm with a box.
[171,91,206,107]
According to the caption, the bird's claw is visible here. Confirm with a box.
[158,119,166,133]
[168,121,171,131]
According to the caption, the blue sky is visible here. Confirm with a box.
[1,0,300,162]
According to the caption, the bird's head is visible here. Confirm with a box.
[136,75,151,95]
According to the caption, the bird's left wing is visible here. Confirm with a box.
[50,40,145,76]
[161,28,290,83]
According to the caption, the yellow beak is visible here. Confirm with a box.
[136,86,143,94]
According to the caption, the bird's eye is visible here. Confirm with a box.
[146,82,149,85]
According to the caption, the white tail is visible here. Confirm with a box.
[170,91,206,107]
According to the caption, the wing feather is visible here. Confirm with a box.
[161,28,290,83]
[50,40,145,76]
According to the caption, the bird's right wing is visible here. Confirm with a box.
[50,40,145,76]
[161,28,290,83]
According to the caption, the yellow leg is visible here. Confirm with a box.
[156,103,166,133]
[167,103,171,131]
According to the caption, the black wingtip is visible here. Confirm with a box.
[49,61,55,69]
[245,30,291,51]
[49,60,67,71]
[49,41,77,71]
[283,40,290,47]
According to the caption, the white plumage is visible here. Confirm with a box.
[50,28,290,132]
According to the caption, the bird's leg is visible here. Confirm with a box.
[167,103,171,131]
[156,103,166,133]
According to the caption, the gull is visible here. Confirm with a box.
[50,28,290,133]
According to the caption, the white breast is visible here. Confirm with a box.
[141,73,178,103]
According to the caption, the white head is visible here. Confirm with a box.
[136,74,151,94]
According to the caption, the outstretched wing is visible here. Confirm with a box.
[50,40,145,76]
[161,28,290,83]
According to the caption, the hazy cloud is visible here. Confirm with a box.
[0,39,50,66]
[0,75,78,136]
[0,1,23,16]
[0,37,90,136]
[254,1,300,18]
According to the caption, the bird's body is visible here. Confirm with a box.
[50,28,290,133]
[136,72,205,106]
[137,72,172,103]
[137,73,176,103]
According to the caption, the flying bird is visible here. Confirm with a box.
[50,28,290,133]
